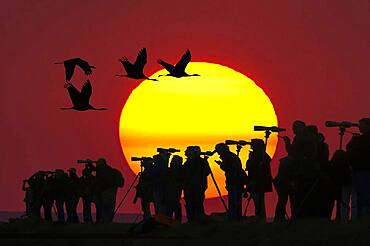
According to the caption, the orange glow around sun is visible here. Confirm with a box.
[119,62,278,199]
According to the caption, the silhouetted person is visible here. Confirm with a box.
[80,165,96,223]
[277,120,307,219]
[115,48,157,81]
[22,172,46,218]
[52,169,69,222]
[94,158,124,223]
[330,150,352,221]
[245,139,273,219]
[303,125,320,165]
[346,118,370,219]
[158,49,200,78]
[165,155,184,221]
[152,152,170,215]
[304,125,331,218]
[61,80,107,111]
[283,121,322,218]
[215,143,245,221]
[315,131,333,218]
[22,171,54,221]
[54,57,96,81]
[282,120,307,159]
[22,179,34,218]
[42,172,55,221]
[274,155,298,221]
[183,146,211,221]
[65,168,80,223]
[317,133,330,169]
[135,157,155,219]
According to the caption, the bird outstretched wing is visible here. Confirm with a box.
[134,48,147,72]
[158,59,175,74]
[74,58,95,75]
[175,49,191,72]
[81,80,92,104]
[119,57,134,74]
[63,60,76,81]
[64,82,81,107]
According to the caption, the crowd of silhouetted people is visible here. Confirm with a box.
[131,118,370,223]
[22,118,370,224]
[273,118,370,221]
[22,158,124,223]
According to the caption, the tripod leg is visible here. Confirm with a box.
[285,210,291,221]
[243,196,252,217]
[113,172,141,216]
[210,169,228,213]
[289,178,319,225]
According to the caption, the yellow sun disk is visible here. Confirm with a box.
[119,62,278,199]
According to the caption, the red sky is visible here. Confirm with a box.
[1,0,369,217]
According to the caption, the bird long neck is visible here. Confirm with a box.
[90,106,107,110]
[54,62,63,64]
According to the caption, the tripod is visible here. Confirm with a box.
[289,126,350,225]
[338,126,346,150]
[243,194,252,217]
[236,144,243,157]
[242,130,272,217]
[113,165,143,219]
[202,154,228,213]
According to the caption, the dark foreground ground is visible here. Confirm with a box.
[1,216,370,246]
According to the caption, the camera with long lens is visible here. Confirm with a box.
[131,157,152,162]
[77,159,96,164]
[225,140,250,146]
[77,160,96,172]
[200,150,216,156]
[157,148,180,154]
[38,170,54,174]
[325,121,359,128]
[254,126,286,132]
[131,157,153,169]
[37,170,55,177]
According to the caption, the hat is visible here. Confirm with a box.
[215,143,229,152]
[359,118,370,126]
[251,139,265,150]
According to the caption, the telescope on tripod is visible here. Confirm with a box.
[254,125,286,149]
[225,140,250,156]
[325,120,359,150]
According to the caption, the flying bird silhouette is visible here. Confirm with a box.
[54,58,96,81]
[157,49,200,78]
[115,48,157,81]
[61,80,106,111]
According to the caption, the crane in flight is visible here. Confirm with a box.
[54,58,96,81]
[61,80,106,111]
[157,49,200,78]
[116,48,157,81]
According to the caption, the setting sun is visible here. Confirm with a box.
[119,62,278,199]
